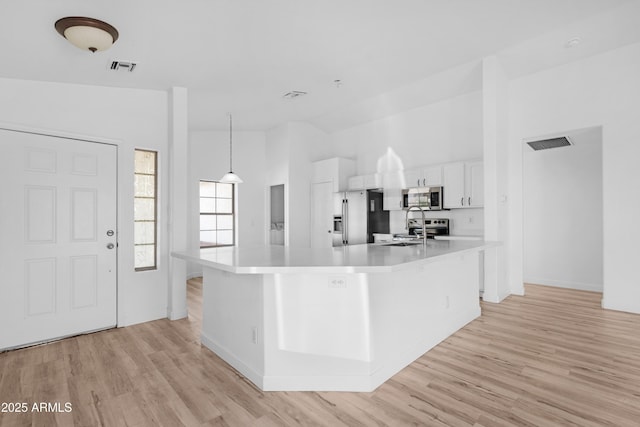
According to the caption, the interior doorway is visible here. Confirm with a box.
[270,184,285,245]
[522,126,603,292]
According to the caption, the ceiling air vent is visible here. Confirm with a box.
[109,60,137,72]
[526,136,572,151]
[283,91,307,100]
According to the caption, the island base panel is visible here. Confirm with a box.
[200,252,481,391]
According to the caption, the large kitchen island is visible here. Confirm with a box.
[172,239,497,392]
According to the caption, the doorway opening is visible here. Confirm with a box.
[270,184,285,245]
[522,126,603,292]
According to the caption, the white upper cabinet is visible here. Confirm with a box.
[347,175,364,190]
[423,166,443,187]
[364,174,382,189]
[347,173,381,191]
[346,159,480,211]
[312,158,355,192]
[381,171,404,210]
[403,169,423,188]
[442,160,483,208]
[382,190,404,211]
[382,171,404,189]
[443,162,465,208]
[466,161,484,207]
[404,166,443,188]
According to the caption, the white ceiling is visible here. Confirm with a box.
[1,0,639,132]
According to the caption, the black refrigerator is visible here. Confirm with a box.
[367,190,390,242]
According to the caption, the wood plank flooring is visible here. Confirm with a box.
[2,281,640,426]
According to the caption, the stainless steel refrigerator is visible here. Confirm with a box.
[332,190,389,246]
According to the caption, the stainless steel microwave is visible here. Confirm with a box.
[402,186,443,210]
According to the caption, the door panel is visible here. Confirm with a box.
[25,258,57,316]
[0,129,117,350]
[71,188,98,240]
[25,186,57,242]
[311,182,334,248]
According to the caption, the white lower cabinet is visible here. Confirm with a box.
[443,161,483,208]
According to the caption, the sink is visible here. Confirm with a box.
[382,241,422,247]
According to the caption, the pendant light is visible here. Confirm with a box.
[219,114,243,183]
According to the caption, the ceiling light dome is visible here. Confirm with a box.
[55,17,119,53]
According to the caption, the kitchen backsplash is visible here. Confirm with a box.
[389,208,484,237]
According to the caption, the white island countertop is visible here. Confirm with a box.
[172,239,499,274]
[172,239,499,391]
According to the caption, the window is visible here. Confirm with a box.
[134,149,157,270]
[200,181,234,248]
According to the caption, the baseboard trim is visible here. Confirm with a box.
[524,278,602,292]
[601,298,640,315]
[200,332,265,389]
[168,308,188,321]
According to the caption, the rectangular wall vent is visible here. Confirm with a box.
[109,61,137,72]
[526,136,572,151]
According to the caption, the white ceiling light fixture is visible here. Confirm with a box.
[55,17,119,53]
[219,114,243,184]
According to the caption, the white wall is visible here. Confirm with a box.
[328,90,485,237]
[482,56,511,303]
[0,77,170,326]
[523,128,603,291]
[507,42,640,313]
[187,130,267,277]
[168,87,189,321]
[329,91,483,175]
[286,122,321,248]
[265,122,327,248]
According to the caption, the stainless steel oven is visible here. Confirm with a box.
[407,218,450,239]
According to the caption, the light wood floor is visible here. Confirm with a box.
[2,281,640,426]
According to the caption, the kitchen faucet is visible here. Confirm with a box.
[405,206,428,247]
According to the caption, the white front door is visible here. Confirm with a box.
[311,182,334,248]
[0,129,117,350]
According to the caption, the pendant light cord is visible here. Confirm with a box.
[229,114,233,172]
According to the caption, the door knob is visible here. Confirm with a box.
[107,243,115,249]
